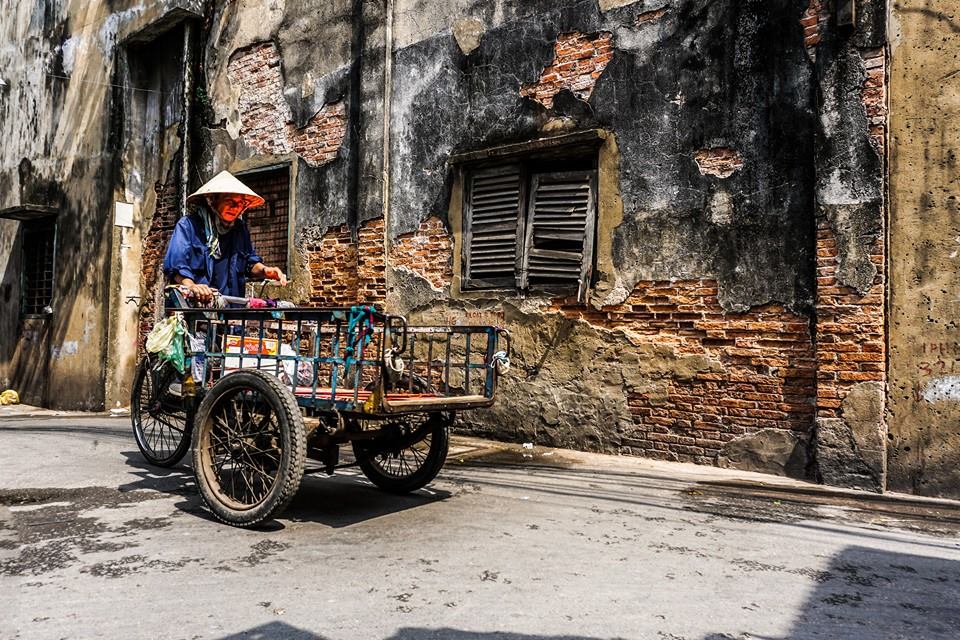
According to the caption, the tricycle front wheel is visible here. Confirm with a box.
[352,412,451,494]
[192,369,306,527]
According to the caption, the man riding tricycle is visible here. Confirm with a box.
[132,172,511,528]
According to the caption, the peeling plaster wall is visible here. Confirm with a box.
[201,0,385,303]
[187,0,897,480]
[0,1,203,409]
[888,1,960,498]
[388,0,817,314]
[809,1,888,493]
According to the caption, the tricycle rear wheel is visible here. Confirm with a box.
[131,357,193,467]
[192,369,306,527]
[352,412,451,494]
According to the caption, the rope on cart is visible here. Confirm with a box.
[344,305,376,370]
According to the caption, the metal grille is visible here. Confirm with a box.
[240,167,290,271]
[21,218,56,315]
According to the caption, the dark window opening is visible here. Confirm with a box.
[462,156,598,302]
[21,218,57,316]
[238,166,291,272]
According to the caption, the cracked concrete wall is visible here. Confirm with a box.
[888,1,960,498]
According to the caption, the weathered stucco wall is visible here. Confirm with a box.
[384,0,820,473]
[1,1,116,409]
[0,1,202,409]
[191,0,892,481]
[3,1,914,491]
[888,2,960,497]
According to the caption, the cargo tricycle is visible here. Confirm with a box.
[131,288,510,527]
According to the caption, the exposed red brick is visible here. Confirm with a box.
[306,218,385,307]
[520,32,614,109]
[802,0,830,61]
[228,42,345,167]
[550,279,816,462]
[138,181,180,350]
[861,48,887,157]
[636,7,669,25]
[390,217,453,290]
[694,148,744,178]
[357,218,387,304]
[814,217,886,417]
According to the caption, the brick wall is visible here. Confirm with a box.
[228,42,345,167]
[241,167,291,270]
[861,48,887,157]
[138,181,179,350]
[390,217,453,290]
[357,218,386,303]
[801,0,830,60]
[306,218,385,306]
[520,32,613,109]
[551,280,816,463]
[814,222,885,416]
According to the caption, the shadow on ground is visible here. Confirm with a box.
[701,545,960,640]
[118,451,450,530]
[217,623,619,639]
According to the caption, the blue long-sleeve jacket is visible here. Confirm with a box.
[162,212,262,298]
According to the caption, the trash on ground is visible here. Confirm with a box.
[0,389,19,405]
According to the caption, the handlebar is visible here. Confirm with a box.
[166,285,293,310]
[386,315,408,354]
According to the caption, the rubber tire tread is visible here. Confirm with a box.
[131,358,192,468]
[192,369,306,528]
[353,413,450,495]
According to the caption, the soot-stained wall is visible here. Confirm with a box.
[389,0,816,313]
[199,0,892,483]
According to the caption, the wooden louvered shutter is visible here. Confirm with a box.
[521,170,597,302]
[463,166,524,289]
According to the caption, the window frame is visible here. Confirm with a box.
[461,161,598,302]
[236,163,294,273]
[19,217,58,318]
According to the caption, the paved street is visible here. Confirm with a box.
[2,415,960,640]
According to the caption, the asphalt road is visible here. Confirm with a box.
[2,415,960,640]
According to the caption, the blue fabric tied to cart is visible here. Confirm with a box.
[344,305,376,370]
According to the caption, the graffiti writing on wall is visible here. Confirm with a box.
[443,309,506,327]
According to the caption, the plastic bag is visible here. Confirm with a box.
[0,389,19,405]
[145,315,187,374]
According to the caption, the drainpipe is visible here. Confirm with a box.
[382,0,394,253]
[347,0,365,242]
[180,21,195,216]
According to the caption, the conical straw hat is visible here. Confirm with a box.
[186,170,265,209]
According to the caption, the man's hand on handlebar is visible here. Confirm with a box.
[261,265,288,286]
[186,282,216,304]
[173,275,216,304]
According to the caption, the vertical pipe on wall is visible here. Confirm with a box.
[347,0,365,242]
[179,21,195,216]
[382,0,395,251]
